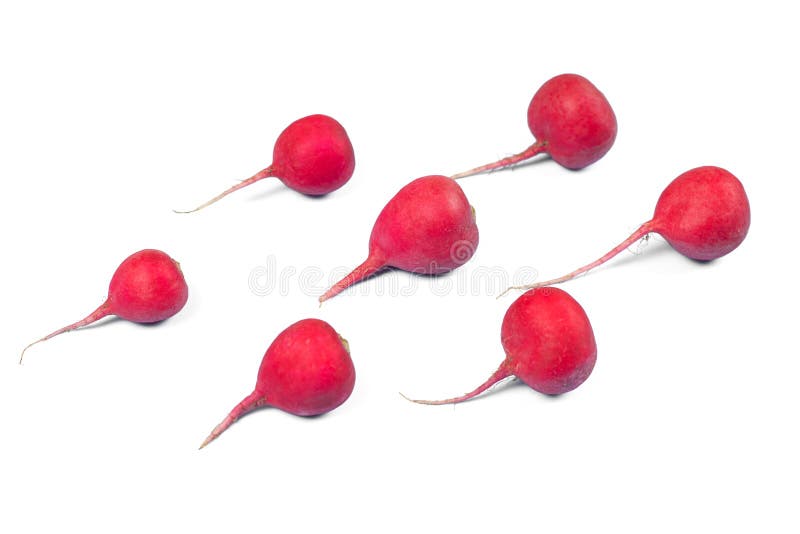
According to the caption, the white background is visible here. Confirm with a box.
[1,1,797,532]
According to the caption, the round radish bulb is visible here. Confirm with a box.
[177,114,355,213]
[319,175,479,303]
[21,249,189,362]
[451,73,617,178]
[505,166,751,293]
[200,319,356,449]
[405,287,597,404]
[650,166,750,260]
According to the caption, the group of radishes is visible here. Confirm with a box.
[21,74,751,448]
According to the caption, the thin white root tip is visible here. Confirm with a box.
[398,392,429,405]
[496,284,535,299]
[496,287,513,300]
[19,340,39,364]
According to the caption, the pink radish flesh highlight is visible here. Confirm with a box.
[200,319,356,448]
[177,114,355,213]
[319,175,479,303]
[506,166,751,293]
[405,287,597,404]
[21,249,189,362]
[451,73,617,179]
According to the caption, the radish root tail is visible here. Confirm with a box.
[20,301,112,364]
[400,364,512,405]
[499,221,655,296]
[174,167,273,214]
[451,140,548,180]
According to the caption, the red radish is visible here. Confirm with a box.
[405,287,596,404]
[200,318,355,449]
[177,114,355,213]
[319,175,479,303]
[451,73,617,179]
[504,166,751,294]
[20,249,188,362]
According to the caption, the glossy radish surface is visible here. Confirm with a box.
[200,318,356,449]
[405,287,597,404]
[452,73,617,178]
[505,166,751,293]
[21,249,189,362]
[319,175,479,303]
[177,114,355,213]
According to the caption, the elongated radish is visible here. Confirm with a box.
[200,319,355,449]
[176,114,355,213]
[503,166,751,295]
[452,73,617,179]
[21,249,188,362]
[405,287,596,404]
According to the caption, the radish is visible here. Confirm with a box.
[200,318,355,449]
[20,249,188,362]
[177,114,355,213]
[451,73,617,179]
[319,175,479,303]
[405,287,596,404]
[504,166,751,294]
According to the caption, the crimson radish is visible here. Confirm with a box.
[319,175,479,303]
[200,318,355,449]
[405,287,596,404]
[20,249,189,362]
[451,73,617,179]
[504,166,751,294]
[177,114,355,213]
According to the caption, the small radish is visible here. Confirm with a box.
[405,287,596,404]
[200,318,355,449]
[177,114,355,213]
[451,73,617,179]
[504,166,751,294]
[21,249,188,362]
[319,175,479,303]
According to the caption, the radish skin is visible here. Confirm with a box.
[21,249,188,362]
[452,74,617,179]
[177,114,355,213]
[503,166,751,295]
[200,319,355,449]
[405,287,597,404]
[319,175,479,303]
